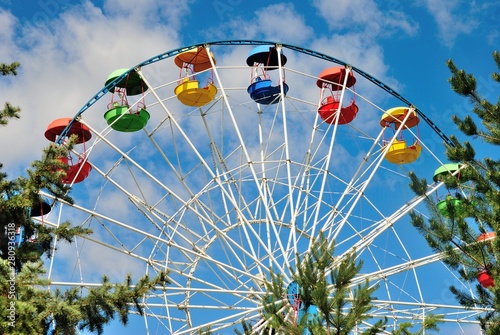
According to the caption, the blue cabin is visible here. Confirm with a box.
[246,45,289,105]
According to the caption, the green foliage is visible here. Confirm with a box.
[216,233,440,335]
[0,62,20,76]
[391,314,441,335]
[197,326,213,335]
[0,62,21,126]
[0,260,169,334]
[446,52,500,146]
[0,61,171,334]
[0,138,88,271]
[409,51,500,334]
[260,233,385,335]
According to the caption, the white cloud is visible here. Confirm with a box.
[0,1,182,175]
[204,3,314,45]
[420,0,478,47]
[311,0,419,37]
[309,33,390,80]
[0,10,17,59]
[1,2,494,334]
[50,233,148,283]
[250,3,314,44]
[0,0,404,179]
[102,0,194,29]
[313,0,379,30]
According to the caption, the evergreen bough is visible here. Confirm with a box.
[409,51,500,334]
[0,61,170,334]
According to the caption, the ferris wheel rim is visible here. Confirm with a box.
[40,41,480,334]
[56,39,452,148]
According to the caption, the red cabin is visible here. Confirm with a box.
[316,67,358,125]
[45,118,92,184]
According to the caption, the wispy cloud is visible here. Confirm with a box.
[204,3,314,45]
[311,0,419,37]
[419,0,478,47]
[0,2,182,174]
[102,0,194,29]
[1,1,496,333]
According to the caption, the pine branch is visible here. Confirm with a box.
[0,62,20,76]
[198,326,213,334]
[492,51,500,83]
[0,102,21,126]
[447,54,500,147]
[0,62,21,126]
[0,59,174,335]
[408,51,500,334]
[446,59,480,102]
[77,271,169,335]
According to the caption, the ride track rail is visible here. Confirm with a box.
[57,39,454,148]
[43,39,480,334]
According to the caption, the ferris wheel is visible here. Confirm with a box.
[33,41,488,334]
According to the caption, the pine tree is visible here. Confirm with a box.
[408,51,500,334]
[0,62,21,126]
[231,233,439,335]
[259,233,387,335]
[0,62,169,334]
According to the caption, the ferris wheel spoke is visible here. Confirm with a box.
[367,299,488,325]
[273,45,301,260]
[83,132,278,276]
[145,79,288,280]
[326,145,394,246]
[307,70,358,245]
[255,106,291,267]
[340,179,442,261]
[42,41,476,334]
[52,197,274,285]
[79,159,209,251]
[389,225,425,302]
[211,60,295,277]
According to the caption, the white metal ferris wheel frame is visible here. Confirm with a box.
[41,40,489,334]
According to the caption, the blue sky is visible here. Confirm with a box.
[1,1,499,334]
[0,0,498,171]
